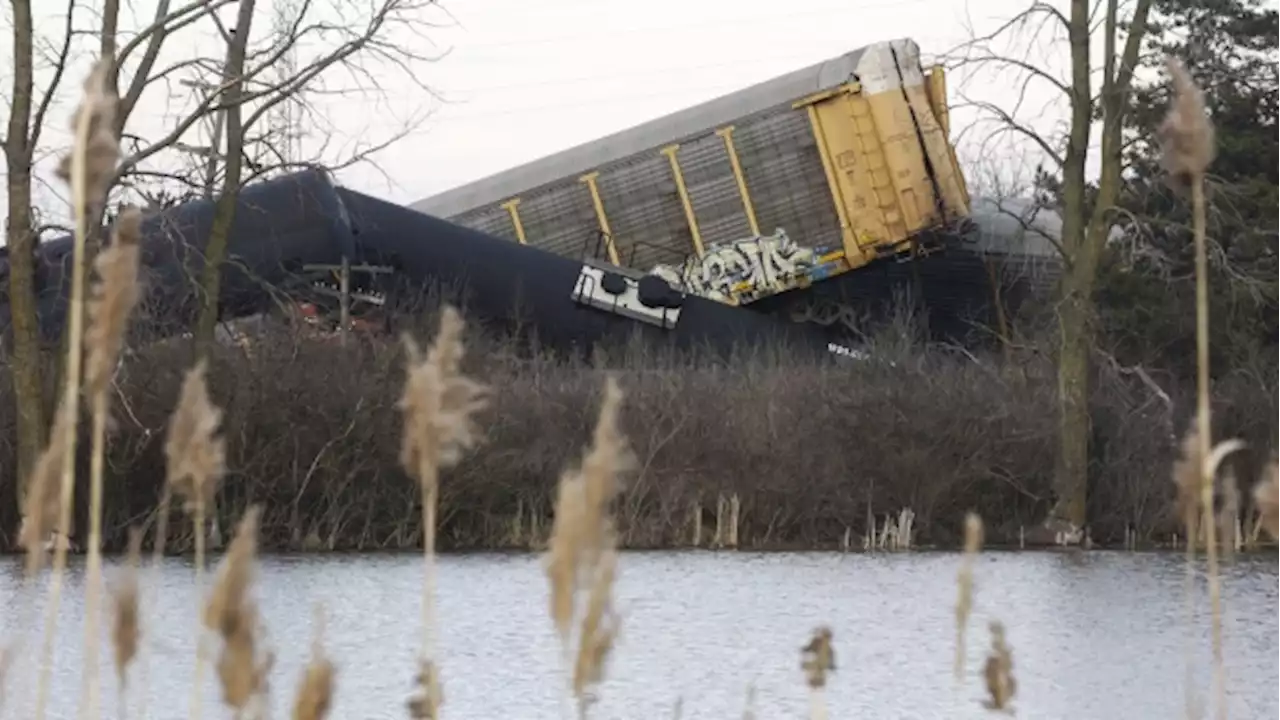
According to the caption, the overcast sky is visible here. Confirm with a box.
[352,0,1065,204]
[1,0,1143,237]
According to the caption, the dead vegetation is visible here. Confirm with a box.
[1,304,1272,555]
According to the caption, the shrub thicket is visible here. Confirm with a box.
[2,298,1273,553]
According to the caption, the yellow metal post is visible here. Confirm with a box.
[578,172,621,265]
[714,126,760,236]
[926,65,950,138]
[804,103,858,260]
[499,198,528,244]
[660,144,705,257]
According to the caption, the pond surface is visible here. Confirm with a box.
[1,550,1277,719]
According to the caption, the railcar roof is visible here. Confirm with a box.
[409,39,921,219]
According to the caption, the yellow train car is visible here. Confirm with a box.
[410,38,972,307]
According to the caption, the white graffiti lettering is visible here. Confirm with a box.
[649,229,828,304]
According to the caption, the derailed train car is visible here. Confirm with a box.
[0,169,844,360]
[1,170,353,343]
[410,37,974,309]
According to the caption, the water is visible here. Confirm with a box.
[2,550,1277,719]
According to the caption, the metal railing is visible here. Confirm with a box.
[576,229,701,287]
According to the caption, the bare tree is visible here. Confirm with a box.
[3,0,444,505]
[944,0,1154,538]
[195,0,257,353]
[146,0,446,351]
[4,0,226,499]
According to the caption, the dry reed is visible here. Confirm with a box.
[1159,56,1233,720]
[1173,420,1205,717]
[800,626,835,720]
[981,620,1016,714]
[398,305,489,719]
[165,359,228,720]
[17,392,74,577]
[204,505,273,717]
[545,376,631,717]
[292,607,335,720]
[110,527,143,698]
[29,54,123,720]
[81,205,143,720]
[954,512,983,681]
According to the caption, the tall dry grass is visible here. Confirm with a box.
[1,52,1277,720]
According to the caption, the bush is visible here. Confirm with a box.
[0,301,1274,553]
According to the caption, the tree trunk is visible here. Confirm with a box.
[4,0,46,506]
[194,0,256,354]
[5,179,46,505]
[1053,274,1094,530]
[1041,0,1096,539]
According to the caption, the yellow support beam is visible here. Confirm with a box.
[791,81,860,109]
[578,171,621,265]
[926,65,950,138]
[659,144,705,257]
[714,126,759,236]
[499,198,527,244]
[804,103,858,259]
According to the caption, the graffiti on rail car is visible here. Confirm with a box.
[648,229,842,304]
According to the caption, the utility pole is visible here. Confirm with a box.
[174,17,245,199]
[176,76,227,199]
[268,0,303,174]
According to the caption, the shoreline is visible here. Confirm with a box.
[4,541,1275,559]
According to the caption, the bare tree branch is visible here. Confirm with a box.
[118,0,236,131]
[953,98,1066,169]
[946,49,1072,98]
[27,0,78,153]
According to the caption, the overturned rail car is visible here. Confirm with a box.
[0,170,845,360]
[410,37,973,308]
[1,169,353,343]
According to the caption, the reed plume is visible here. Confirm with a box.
[1158,58,1215,191]
[165,360,228,720]
[1159,55,1229,720]
[17,391,74,577]
[545,376,631,717]
[292,607,335,720]
[80,205,143,720]
[205,505,273,716]
[33,55,122,720]
[1172,420,1203,542]
[981,620,1016,714]
[165,360,227,516]
[801,626,835,720]
[85,208,142,398]
[111,528,143,691]
[398,305,489,719]
[407,658,444,720]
